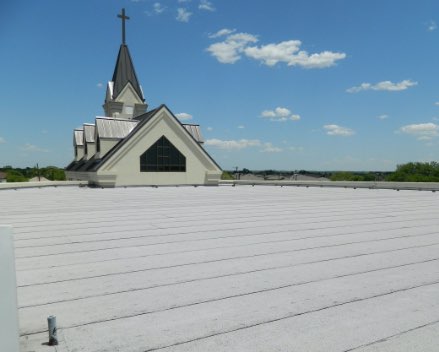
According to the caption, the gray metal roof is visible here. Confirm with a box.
[111,44,144,101]
[83,124,96,143]
[183,124,204,143]
[96,117,138,139]
[74,129,84,146]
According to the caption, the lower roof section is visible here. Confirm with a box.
[4,185,439,352]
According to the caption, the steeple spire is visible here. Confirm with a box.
[111,44,144,101]
[103,9,147,118]
[117,8,130,45]
[110,9,143,101]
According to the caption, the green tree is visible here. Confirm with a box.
[386,162,439,182]
[6,170,28,182]
[221,171,235,180]
[41,167,66,181]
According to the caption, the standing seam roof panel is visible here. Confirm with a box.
[96,118,139,139]
[74,130,84,146]
[183,124,204,143]
[83,124,96,143]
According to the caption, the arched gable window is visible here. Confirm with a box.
[140,136,186,172]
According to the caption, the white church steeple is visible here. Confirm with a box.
[103,8,147,119]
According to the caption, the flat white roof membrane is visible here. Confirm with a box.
[2,186,438,352]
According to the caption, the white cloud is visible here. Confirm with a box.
[0,137,6,144]
[206,137,284,153]
[208,28,235,39]
[347,80,417,93]
[261,107,301,122]
[21,143,49,152]
[199,0,215,11]
[289,146,304,152]
[324,124,355,136]
[176,8,192,22]
[175,112,193,120]
[245,41,345,68]
[205,138,261,150]
[153,2,166,14]
[399,122,439,140]
[434,102,439,106]
[261,142,282,153]
[428,20,437,31]
[237,125,245,129]
[178,0,191,2]
[207,32,346,68]
[293,51,346,69]
[206,32,258,64]
[377,114,389,120]
[206,126,213,131]
[96,82,103,88]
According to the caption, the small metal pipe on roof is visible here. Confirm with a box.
[47,315,58,346]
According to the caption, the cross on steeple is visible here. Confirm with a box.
[117,8,130,45]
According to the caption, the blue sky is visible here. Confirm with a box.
[1,0,439,171]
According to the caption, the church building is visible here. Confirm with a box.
[65,9,222,187]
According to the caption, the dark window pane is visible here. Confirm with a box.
[140,136,186,172]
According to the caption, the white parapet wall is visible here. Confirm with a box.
[220,180,439,191]
[0,226,20,352]
[0,180,88,190]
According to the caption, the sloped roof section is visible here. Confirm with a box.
[183,124,204,143]
[111,44,144,101]
[74,129,84,146]
[83,124,96,143]
[96,117,138,139]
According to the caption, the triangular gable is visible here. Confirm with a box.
[95,104,221,172]
[114,81,144,105]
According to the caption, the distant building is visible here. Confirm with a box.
[66,9,221,187]
[0,171,6,183]
[28,176,49,182]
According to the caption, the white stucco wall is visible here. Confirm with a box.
[75,145,85,161]
[99,139,120,158]
[96,110,221,186]
[84,142,96,160]
[115,84,145,119]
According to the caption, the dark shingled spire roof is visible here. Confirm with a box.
[111,44,144,101]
